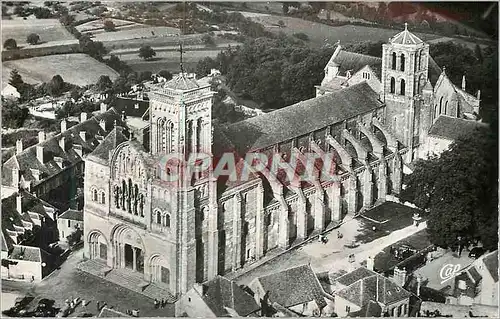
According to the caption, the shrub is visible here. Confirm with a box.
[3,38,17,50]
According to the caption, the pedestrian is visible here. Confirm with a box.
[161,298,165,308]
[372,226,377,232]
[154,298,159,309]
[318,234,323,243]
[96,301,100,312]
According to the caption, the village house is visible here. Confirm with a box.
[175,275,259,317]
[248,264,335,317]
[108,97,150,150]
[2,83,21,100]
[329,267,414,317]
[57,209,83,244]
[447,250,498,307]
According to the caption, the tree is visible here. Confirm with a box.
[26,33,40,45]
[79,35,107,60]
[103,19,116,32]
[2,99,29,128]
[277,20,285,28]
[59,13,75,26]
[474,44,483,64]
[96,75,113,92]
[202,34,216,47]
[292,32,309,41]
[138,71,153,82]
[112,75,131,94]
[158,70,173,80]
[401,126,498,250]
[46,75,65,96]
[3,38,17,50]
[138,45,156,60]
[70,87,82,101]
[8,69,23,88]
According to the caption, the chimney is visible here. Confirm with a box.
[54,156,64,169]
[36,145,44,163]
[367,256,374,271]
[80,131,86,142]
[121,111,126,121]
[16,194,22,213]
[38,131,46,143]
[100,103,107,113]
[61,119,67,132]
[416,276,422,297]
[59,136,65,151]
[31,169,41,181]
[80,112,88,123]
[477,90,481,100]
[462,75,466,90]
[74,144,83,157]
[100,119,106,131]
[16,139,23,154]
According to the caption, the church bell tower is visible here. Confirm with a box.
[382,23,429,162]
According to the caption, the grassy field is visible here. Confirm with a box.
[1,18,76,48]
[2,54,119,87]
[76,18,141,33]
[89,26,180,43]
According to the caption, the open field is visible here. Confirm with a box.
[89,26,180,42]
[2,54,119,87]
[1,18,76,48]
[76,18,141,33]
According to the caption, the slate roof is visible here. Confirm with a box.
[2,109,125,188]
[482,251,498,282]
[223,82,383,154]
[335,267,412,308]
[200,275,260,317]
[58,209,83,221]
[332,49,382,79]
[349,300,382,317]
[110,97,149,118]
[87,126,129,165]
[98,307,130,317]
[334,267,377,287]
[163,73,202,91]
[428,115,487,141]
[9,245,42,262]
[389,28,424,45]
[255,264,328,308]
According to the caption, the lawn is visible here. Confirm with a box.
[354,201,423,244]
[245,14,442,47]
[1,18,76,48]
[2,54,119,87]
[76,18,142,33]
[372,229,432,272]
[89,26,180,43]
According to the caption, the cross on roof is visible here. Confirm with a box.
[404,22,408,31]
[178,43,185,74]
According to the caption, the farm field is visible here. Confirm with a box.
[89,26,180,42]
[2,54,119,87]
[76,18,141,32]
[1,18,76,48]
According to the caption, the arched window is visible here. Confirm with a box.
[390,77,395,93]
[418,51,422,70]
[400,79,406,95]
[400,54,405,71]
[163,214,171,227]
[414,52,417,71]
[439,97,443,114]
[154,211,161,224]
[187,120,193,154]
[100,191,106,204]
[91,188,98,202]
[196,118,202,152]
[444,101,448,115]
[392,52,397,70]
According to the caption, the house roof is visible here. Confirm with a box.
[87,126,129,164]
[2,109,125,188]
[9,245,43,262]
[223,82,383,154]
[255,264,328,308]
[482,250,498,282]
[331,49,382,79]
[428,115,487,141]
[467,266,482,283]
[334,267,377,287]
[389,26,424,45]
[335,267,412,308]
[420,301,499,318]
[350,300,382,317]
[98,307,130,317]
[58,209,83,221]
[110,97,149,119]
[200,275,260,317]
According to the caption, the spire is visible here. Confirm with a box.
[404,22,408,31]
[462,74,466,90]
[178,43,185,74]
[442,66,446,74]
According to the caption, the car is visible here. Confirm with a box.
[468,247,486,259]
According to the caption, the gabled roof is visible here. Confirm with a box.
[428,115,487,141]
[199,275,260,317]
[98,307,130,317]
[254,264,328,308]
[334,267,377,287]
[87,126,129,164]
[482,251,498,282]
[9,245,44,262]
[331,49,382,79]
[223,82,383,154]
[335,267,412,308]
[110,97,149,119]
[58,209,83,221]
[2,109,125,188]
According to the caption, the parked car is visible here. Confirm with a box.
[468,247,486,259]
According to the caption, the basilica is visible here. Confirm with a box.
[82,26,481,298]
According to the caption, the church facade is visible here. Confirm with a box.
[82,27,481,297]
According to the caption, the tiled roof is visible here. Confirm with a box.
[482,251,498,282]
[255,264,327,308]
[467,266,482,283]
[201,276,259,317]
[223,82,382,154]
[350,300,382,317]
[428,56,442,86]
[2,109,125,188]
[58,209,83,221]
[98,307,130,317]
[9,245,42,262]
[110,97,149,119]
[389,27,423,45]
[428,115,487,141]
[332,50,382,79]
[163,73,201,91]
[334,267,377,287]
[87,126,129,164]
[335,267,412,308]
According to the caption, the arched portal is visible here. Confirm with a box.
[88,230,108,261]
[149,254,171,287]
[111,224,145,273]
